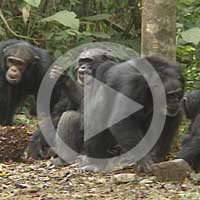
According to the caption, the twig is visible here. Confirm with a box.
[0,9,41,42]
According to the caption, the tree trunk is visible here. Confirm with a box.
[141,0,176,61]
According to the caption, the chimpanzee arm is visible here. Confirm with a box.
[51,96,78,127]
[27,94,78,160]
[50,65,83,109]
[27,129,51,159]
[64,77,83,109]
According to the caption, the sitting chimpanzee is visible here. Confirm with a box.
[50,48,119,166]
[52,55,185,172]
[28,47,119,160]
[0,39,63,125]
[177,90,200,171]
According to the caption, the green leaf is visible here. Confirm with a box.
[42,10,80,30]
[82,14,111,21]
[23,0,41,7]
[181,27,200,45]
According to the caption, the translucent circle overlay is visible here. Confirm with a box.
[37,42,167,171]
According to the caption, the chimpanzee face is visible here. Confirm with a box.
[6,56,26,84]
[4,45,39,85]
[165,80,183,116]
[76,57,94,85]
[76,49,113,85]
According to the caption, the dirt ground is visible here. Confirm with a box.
[0,117,198,200]
[0,160,200,200]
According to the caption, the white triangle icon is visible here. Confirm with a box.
[84,76,143,141]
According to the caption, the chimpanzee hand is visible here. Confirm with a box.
[50,65,65,80]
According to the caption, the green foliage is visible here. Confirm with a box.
[23,0,41,8]
[177,0,200,91]
[0,0,199,92]
[181,27,200,45]
[0,0,141,57]
[42,10,80,30]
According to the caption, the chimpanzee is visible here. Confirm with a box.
[182,90,200,119]
[0,39,63,125]
[52,55,185,172]
[177,90,200,171]
[27,48,119,160]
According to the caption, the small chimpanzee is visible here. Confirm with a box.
[52,55,185,172]
[0,39,62,125]
[27,48,118,160]
[177,90,200,171]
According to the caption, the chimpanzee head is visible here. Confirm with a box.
[75,48,115,85]
[3,43,40,85]
[182,90,200,119]
[145,56,185,117]
[164,79,184,116]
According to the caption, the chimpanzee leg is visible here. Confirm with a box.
[52,111,83,166]
[81,127,120,172]
[84,130,118,159]
[109,118,154,171]
[111,117,146,150]
[177,114,200,171]
[80,131,117,172]
[81,117,145,172]
[150,115,180,162]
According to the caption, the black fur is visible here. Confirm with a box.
[0,39,61,125]
[53,56,184,172]
[177,90,200,171]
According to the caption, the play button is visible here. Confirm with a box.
[37,42,167,172]
[84,76,143,141]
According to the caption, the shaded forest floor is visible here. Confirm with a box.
[0,160,200,200]
[0,116,199,200]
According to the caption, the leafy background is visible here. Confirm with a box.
[0,0,199,125]
[0,0,199,90]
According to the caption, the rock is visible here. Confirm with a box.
[163,183,178,191]
[139,177,155,184]
[152,159,193,182]
[112,173,137,184]
[15,183,28,189]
